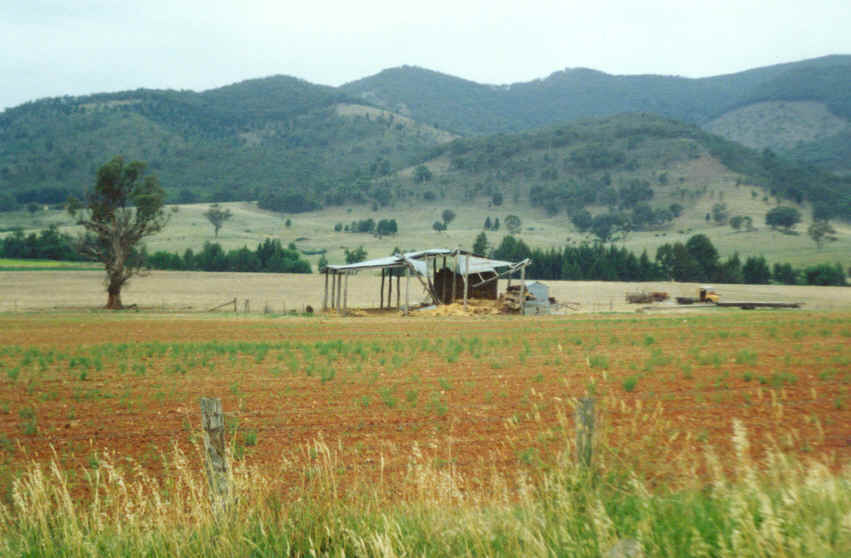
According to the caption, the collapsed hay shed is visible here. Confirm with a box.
[320,249,530,315]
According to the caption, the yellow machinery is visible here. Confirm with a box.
[676,286,719,305]
[698,286,719,303]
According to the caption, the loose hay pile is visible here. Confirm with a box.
[419,299,503,316]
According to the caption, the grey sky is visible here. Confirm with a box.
[2,0,849,111]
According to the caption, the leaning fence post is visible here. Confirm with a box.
[576,397,595,468]
[200,397,230,513]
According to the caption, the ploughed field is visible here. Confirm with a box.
[0,310,849,497]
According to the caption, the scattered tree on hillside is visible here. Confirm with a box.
[441,209,456,227]
[414,165,433,183]
[68,156,168,309]
[203,203,232,238]
[483,216,492,230]
[711,203,728,225]
[491,192,503,206]
[432,221,447,232]
[27,202,39,216]
[590,213,622,243]
[808,220,838,250]
[376,218,398,236]
[492,217,500,231]
[344,246,367,264]
[570,209,593,233]
[765,206,801,232]
[504,214,522,235]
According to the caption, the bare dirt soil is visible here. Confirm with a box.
[0,310,848,498]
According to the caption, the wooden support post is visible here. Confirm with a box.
[380,269,385,309]
[343,274,348,315]
[576,397,595,468]
[330,272,336,310]
[441,257,447,305]
[244,299,250,313]
[336,274,342,310]
[388,271,393,309]
[463,252,469,310]
[233,297,237,313]
[323,271,329,312]
[451,253,457,303]
[200,397,230,512]
[396,275,400,309]
[520,265,526,316]
[404,266,410,316]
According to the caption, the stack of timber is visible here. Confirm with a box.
[500,285,536,313]
[625,291,669,304]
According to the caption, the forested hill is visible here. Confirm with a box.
[1,56,849,215]
[341,55,851,134]
[342,56,851,172]
[0,76,451,207]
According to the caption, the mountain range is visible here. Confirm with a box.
[0,55,848,220]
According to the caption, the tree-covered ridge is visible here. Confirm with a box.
[341,56,851,134]
[424,114,851,221]
[0,80,440,207]
[1,56,849,215]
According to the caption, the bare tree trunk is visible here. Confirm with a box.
[106,281,123,309]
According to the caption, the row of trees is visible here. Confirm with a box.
[144,239,311,273]
[0,226,87,261]
[335,218,398,236]
[481,233,846,286]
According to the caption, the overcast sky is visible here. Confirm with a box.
[2,0,849,110]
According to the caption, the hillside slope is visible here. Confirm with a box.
[342,56,851,171]
[1,56,849,212]
[0,78,449,207]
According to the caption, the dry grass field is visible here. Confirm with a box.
[1,269,849,313]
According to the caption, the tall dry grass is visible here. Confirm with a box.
[1,411,848,557]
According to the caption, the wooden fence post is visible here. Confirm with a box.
[200,397,230,512]
[576,397,595,468]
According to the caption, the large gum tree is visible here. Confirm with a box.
[69,156,168,309]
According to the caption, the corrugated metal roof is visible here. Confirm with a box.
[324,249,520,276]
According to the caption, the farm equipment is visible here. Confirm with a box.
[625,291,669,304]
[676,286,719,305]
[675,286,802,309]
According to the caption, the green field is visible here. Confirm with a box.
[0,258,99,271]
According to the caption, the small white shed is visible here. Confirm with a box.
[523,281,550,314]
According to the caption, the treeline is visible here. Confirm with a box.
[488,233,847,286]
[0,228,311,274]
[0,226,87,261]
[144,239,311,273]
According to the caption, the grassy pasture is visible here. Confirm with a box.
[3,170,850,271]
[0,310,849,555]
